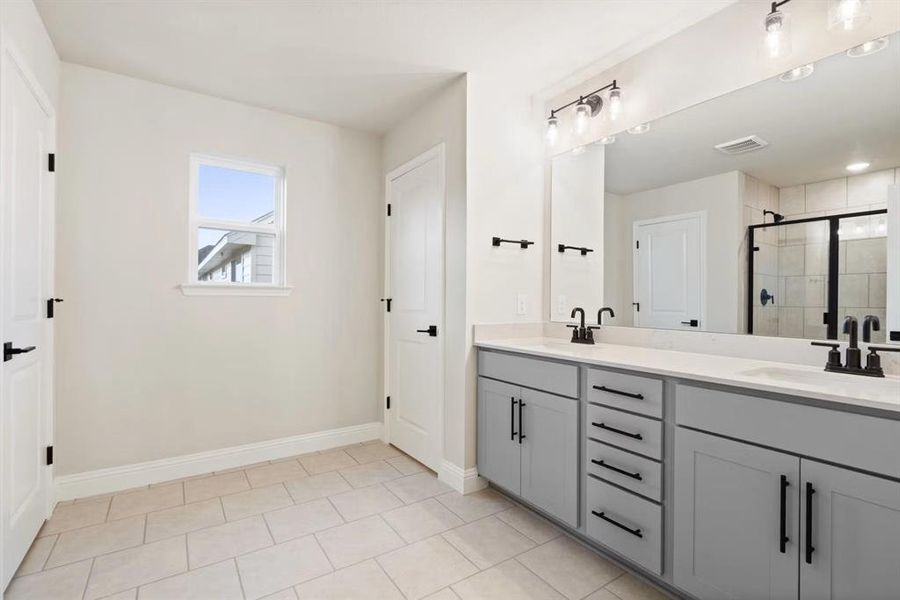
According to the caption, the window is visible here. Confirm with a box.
[183,154,289,295]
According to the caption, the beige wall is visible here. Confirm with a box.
[382,76,468,470]
[55,63,383,476]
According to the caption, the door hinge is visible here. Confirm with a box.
[635,240,639,249]
[46,446,54,466]
[386,396,391,410]
[48,153,55,172]
[632,302,640,312]
[386,203,391,216]
[380,298,392,312]
[47,298,64,318]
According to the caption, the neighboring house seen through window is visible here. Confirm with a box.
[189,154,286,291]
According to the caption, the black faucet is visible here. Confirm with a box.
[862,315,880,343]
[597,307,615,325]
[568,307,594,344]
[843,316,861,370]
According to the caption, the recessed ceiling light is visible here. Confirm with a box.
[627,123,650,135]
[847,37,888,58]
[596,136,616,145]
[779,63,814,82]
[846,162,870,172]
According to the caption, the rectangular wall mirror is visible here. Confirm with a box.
[550,31,900,344]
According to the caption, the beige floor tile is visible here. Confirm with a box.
[139,559,243,600]
[382,498,464,543]
[345,443,402,464]
[339,461,403,488]
[184,471,250,503]
[98,589,137,600]
[264,498,344,543]
[14,533,57,576]
[315,515,404,569]
[187,515,273,569]
[443,515,535,569]
[387,455,428,476]
[329,484,403,521]
[583,589,622,600]
[84,536,187,600]
[423,589,461,600]
[237,536,333,600]
[386,472,452,504]
[452,558,565,599]
[298,450,358,475]
[294,559,404,600]
[436,489,513,522]
[46,515,145,568]
[603,573,673,600]
[145,497,225,542]
[517,536,623,600]
[495,506,560,544]
[5,560,92,600]
[246,460,308,488]
[261,589,299,600]
[377,536,478,600]
[107,483,184,521]
[222,483,293,521]
[284,471,351,503]
[42,498,110,536]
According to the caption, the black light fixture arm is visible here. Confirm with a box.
[548,79,618,118]
[769,0,791,14]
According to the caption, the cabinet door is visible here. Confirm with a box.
[520,387,578,527]
[800,460,900,600]
[674,428,799,600]
[477,377,521,494]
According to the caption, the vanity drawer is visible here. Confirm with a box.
[586,404,663,460]
[478,351,578,398]
[586,476,662,575]
[586,440,662,502]
[587,369,662,418]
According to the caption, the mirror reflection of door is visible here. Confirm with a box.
[633,212,705,331]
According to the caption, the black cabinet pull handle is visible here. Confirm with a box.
[510,397,517,441]
[3,343,37,362]
[805,482,815,564]
[415,325,438,337]
[591,510,643,538]
[518,401,526,444]
[592,459,642,481]
[779,475,790,553]
[591,421,643,440]
[593,385,644,400]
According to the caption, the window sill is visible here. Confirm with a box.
[179,284,293,297]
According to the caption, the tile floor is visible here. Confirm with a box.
[7,442,672,600]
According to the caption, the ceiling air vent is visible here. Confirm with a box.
[714,135,769,155]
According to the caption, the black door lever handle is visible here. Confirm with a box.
[4,342,37,362]
[416,325,438,337]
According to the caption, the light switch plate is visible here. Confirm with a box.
[516,293,527,315]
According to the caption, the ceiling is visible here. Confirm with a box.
[34,0,731,133]
[606,31,900,195]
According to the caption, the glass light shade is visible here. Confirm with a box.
[574,102,591,135]
[608,88,623,121]
[546,115,559,146]
[828,0,870,31]
[763,9,791,59]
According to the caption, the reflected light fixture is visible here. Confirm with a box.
[846,162,870,172]
[608,84,623,121]
[597,136,616,145]
[779,63,814,82]
[764,0,792,59]
[847,36,888,57]
[828,0,870,31]
[546,115,559,146]
[574,100,591,135]
[544,79,622,145]
[627,123,650,135]
[572,145,586,156]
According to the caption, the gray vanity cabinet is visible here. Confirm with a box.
[800,461,900,600]
[477,377,522,495]
[674,428,800,600]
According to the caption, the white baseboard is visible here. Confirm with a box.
[54,421,384,502]
[438,460,486,495]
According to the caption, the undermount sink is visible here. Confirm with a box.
[738,366,897,396]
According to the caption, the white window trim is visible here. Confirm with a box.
[181,153,291,296]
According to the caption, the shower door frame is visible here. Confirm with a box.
[747,208,887,339]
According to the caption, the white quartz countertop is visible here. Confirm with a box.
[475,337,900,415]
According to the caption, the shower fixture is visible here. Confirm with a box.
[763,210,784,223]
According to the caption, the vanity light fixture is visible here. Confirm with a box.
[779,63,814,82]
[763,0,792,60]
[627,122,650,135]
[545,80,622,144]
[846,161,870,172]
[847,36,888,57]
[828,0,870,31]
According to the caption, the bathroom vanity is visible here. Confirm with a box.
[475,338,900,600]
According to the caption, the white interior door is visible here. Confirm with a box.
[386,147,444,471]
[633,212,704,331]
[1,46,54,590]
